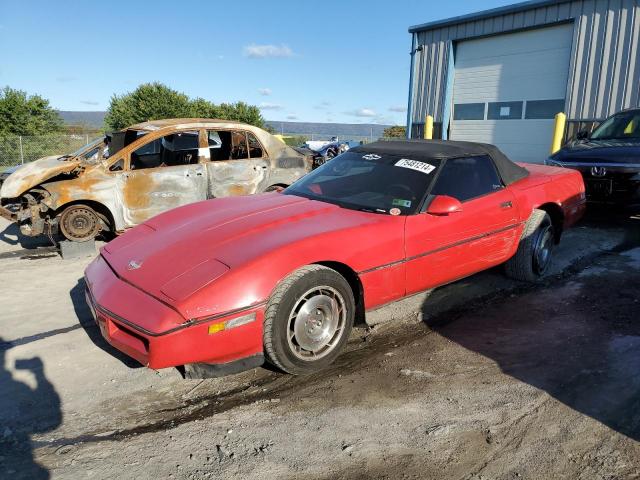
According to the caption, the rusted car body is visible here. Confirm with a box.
[0,119,312,241]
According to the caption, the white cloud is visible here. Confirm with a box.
[388,105,406,112]
[244,44,294,59]
[314,101,331,109]
[80,100,100,106]
[345,108,377,118]
[259,102,283,110]
[286,114,298,120]
[258,88,272,96]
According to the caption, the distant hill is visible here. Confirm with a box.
[58,111,106,129]
[57,111,394,138]
[265,121,392,139]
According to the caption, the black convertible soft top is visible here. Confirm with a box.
[352,140,530,186]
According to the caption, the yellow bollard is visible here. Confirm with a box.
[550,112,566,154]
[424,115,434,140]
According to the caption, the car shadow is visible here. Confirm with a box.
[426,211,640,442]
[0,222,52,249]
[0,341,61,479]
[69,279,142,369]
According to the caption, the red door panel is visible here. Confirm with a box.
[404,188,519,295]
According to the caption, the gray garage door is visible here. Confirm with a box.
[450,24,573,164]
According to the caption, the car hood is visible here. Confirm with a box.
[1,164,23,176]
[0,155,81,199]
[551,139,640,164]
[101,193,392,308]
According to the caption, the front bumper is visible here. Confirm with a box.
[84,255,265,370]
[547,160,640,204]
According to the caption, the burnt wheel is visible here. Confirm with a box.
[59,204,102,242]
[505,209,554,282]
[263,265,355,375]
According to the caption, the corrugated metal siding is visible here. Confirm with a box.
[409,0,640,131]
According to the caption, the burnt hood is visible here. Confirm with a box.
[0,156,81,199]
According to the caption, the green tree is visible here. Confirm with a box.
[189,97,222,118]
[0,86,64,136]
[383,125,406,138]
[104,82,192,130]
[105,82,266,130]
[214,102,265,128]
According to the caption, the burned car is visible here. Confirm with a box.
[0,119,312,241]
[546,108,640,204]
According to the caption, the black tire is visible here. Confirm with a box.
[58,204,102,242]
[505,209,555,282]
[263,265,355,375]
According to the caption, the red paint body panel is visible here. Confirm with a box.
[85,164,585,369]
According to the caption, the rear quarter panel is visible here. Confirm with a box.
[511,163,586,228]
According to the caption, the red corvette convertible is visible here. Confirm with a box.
[84,141,585,376]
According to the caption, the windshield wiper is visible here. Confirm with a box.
[354,207,388,214]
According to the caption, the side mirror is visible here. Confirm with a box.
[576,129,590,140]
[426,195,463,216]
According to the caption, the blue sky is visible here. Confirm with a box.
[0,0,515,125]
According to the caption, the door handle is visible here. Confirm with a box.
[500,201,513,209]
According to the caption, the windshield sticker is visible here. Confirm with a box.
[362,154,381,160]
[389,208,401,216]
[395,158,436,174]
[392,198,412,208]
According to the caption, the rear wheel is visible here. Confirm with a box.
[58,204,102,242]
[263,265,355,375]
[505,209,554,282]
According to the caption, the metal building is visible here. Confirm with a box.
[406,0,640,163]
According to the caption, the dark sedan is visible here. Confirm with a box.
[547,109,640,204]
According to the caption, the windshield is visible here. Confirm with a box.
[284,151,441,215]
[62,137,106,163]
[590,111,640,140]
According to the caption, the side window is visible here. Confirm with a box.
[207,130,252,161]
[130,131,199,170]
[231,131,248,160]
[208,130,231,161]
[247,132,265,158]
[431,156,503,202]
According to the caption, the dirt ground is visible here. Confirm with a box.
[0,208,639,480]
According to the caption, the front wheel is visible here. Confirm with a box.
[505,209,555,282]
[263,265,355,375]
[58,204,102,242]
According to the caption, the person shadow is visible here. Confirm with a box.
[0,342,62,479]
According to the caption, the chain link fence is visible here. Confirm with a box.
[0,134,100,169]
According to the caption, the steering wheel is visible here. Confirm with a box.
[385,183,416,201]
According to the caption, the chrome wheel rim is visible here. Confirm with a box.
[287,286,346,361]
[533,224,554,274]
